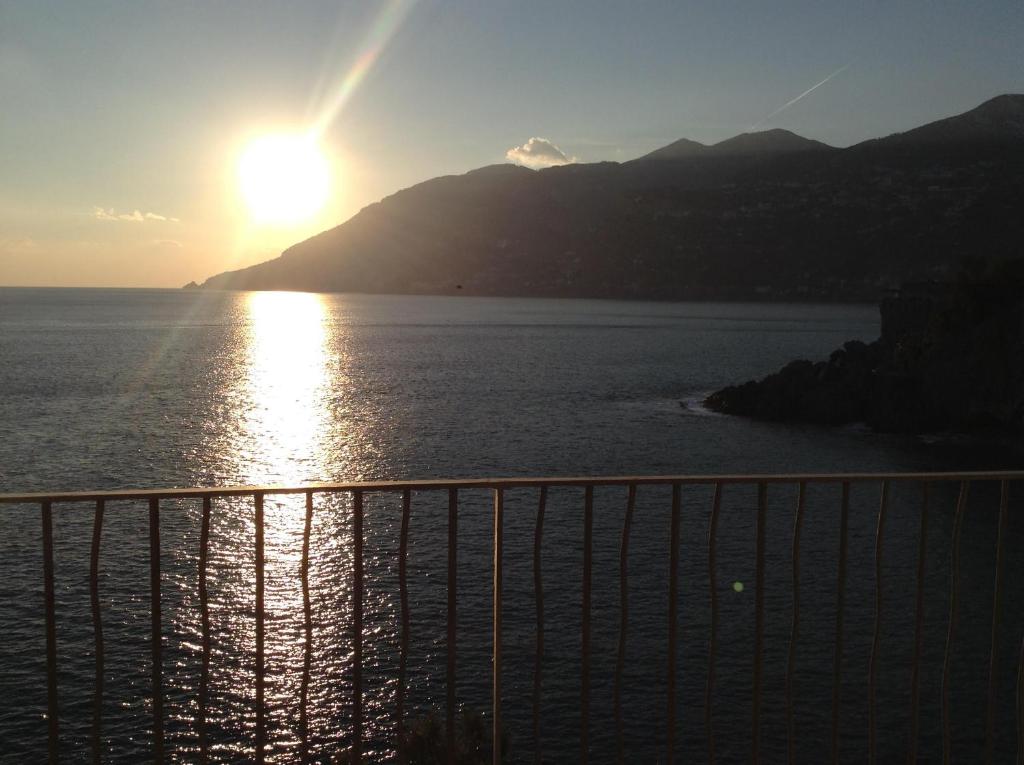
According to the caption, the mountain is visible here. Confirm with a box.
[863,94,1024,148]
[707,128,832,155]
[637,128,831,160]
[639,137,707,161]
[197,95,1024,301]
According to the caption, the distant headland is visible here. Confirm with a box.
[192,94,1024,303]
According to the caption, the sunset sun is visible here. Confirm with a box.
[238,133,330,225]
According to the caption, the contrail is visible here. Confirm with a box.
[749,65,849,131]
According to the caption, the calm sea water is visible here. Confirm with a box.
[1,288,1022,763]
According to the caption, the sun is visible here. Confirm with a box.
[238,133,331,225]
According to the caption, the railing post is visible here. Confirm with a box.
[581,485,593,765]
[869,481,890,765]
[986,480,1009,764]
[752,482,766,763]
[786,482,806,765]
[705,483,722,764]
[352,490,364,764]
[42,500,58,765]
[532,486,547,765]
[397,489,411,762]
[943,481,970,765]
[447,488,457,765]
[300,491,313,765]
[831,482,849,764]
[667,483,681,765]
[149,497,163,764]
[254,492,266,764]
[614,484,636,763]
[198,496,212,765]
[493,488,504,765]
[908,482,929,764]
[90,499,105,765]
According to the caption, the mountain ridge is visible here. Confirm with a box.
[638,128,833,161]
[198,95,1024,301]
[856,93,1024,149]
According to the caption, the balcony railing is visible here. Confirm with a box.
[1,471,1022,763]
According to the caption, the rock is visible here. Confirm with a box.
[704,262,1024,434]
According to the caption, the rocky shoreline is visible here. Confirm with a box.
[704,263,1024,434]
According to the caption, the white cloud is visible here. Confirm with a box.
[93,207,179,223]
[150,239,183,249]
[505,137,576,169]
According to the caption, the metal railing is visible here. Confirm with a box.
[1,470,1022,764]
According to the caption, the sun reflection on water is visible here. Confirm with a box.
[169,291,404,760]
[200,291,362,759]
[243,290,331,485]
[244,291,342,756]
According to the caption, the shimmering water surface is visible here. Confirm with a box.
[1,288,1023,763]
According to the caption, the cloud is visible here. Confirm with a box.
[93,207,179,223]
[150,239,183,249]
[505,137,576,169]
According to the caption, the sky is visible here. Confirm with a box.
[1,1,1021,288]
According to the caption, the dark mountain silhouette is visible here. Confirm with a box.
[708,128,832,155]
[638,128,830,161]
[639,137,707,161]
[860,93,1024,148]
[198,95,1024,301]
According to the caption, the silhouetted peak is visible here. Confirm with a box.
[639,137,708,161]
[709,128,833,155]
[468,163,535,177]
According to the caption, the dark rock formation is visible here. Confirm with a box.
[704,340,886,425]
[705,262,1024,433]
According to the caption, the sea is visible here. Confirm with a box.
[1,287,1022,763]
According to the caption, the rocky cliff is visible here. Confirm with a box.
[704,261,1024,433]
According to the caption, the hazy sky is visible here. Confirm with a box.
[1,1,1021,288]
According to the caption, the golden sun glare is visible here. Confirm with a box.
[238,134,331,225]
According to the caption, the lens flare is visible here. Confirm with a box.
[309,0,418,139]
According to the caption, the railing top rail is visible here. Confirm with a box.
[1,470,1022,504]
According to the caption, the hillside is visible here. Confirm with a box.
[198,95,1024,301]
